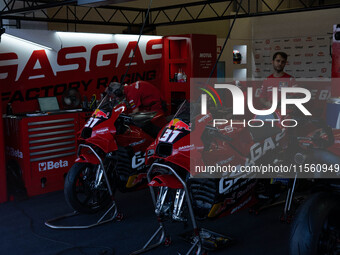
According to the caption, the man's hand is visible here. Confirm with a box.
[131,107,139,114]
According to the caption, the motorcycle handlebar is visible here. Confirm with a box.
[294,117,334,147]
[118,114,132,124]
[205,126,233,141]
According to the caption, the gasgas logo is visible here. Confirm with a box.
[0,39,162,83]
[200,84,312,128]
[0,37,162,104]
[38,160,68,171]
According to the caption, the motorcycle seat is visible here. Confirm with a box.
[248,123,282,143]
[131,112,157,127]
[247,113,282,142]
[131,112,161,138]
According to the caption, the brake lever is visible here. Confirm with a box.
[293,117,334,148]
[206,126,232,141]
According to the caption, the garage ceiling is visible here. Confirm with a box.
[1,0,340,30]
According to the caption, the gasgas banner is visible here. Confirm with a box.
[0,29,163,113]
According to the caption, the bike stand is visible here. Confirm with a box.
[130,163,219,255]
[45,144,123,230]
[130,223,168,255]
[280,173,301,223]
[131,223,205,255]
[45,201,123,229]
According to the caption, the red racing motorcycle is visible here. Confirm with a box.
[133,101,294,254]
[63,87,167,215]
[289,124,340,255]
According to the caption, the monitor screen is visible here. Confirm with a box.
[38,97,60,112]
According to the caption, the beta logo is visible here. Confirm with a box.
[38,160,68,171]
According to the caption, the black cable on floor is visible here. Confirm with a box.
[10,203,115,255]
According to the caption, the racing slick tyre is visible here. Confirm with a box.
[64,162,115,214]
[289,192,340,255]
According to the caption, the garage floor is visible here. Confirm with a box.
[0,188,291,255]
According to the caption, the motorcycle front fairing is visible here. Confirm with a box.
[76,95,126,163]
[146,107,204,172]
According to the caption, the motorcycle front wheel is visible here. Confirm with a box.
[289,192,340,255]
[64,162,115,214]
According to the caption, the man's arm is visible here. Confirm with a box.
[131,107,139,114]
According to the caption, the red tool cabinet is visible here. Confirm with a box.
[4,111,87,198]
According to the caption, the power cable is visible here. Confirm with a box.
[121,0,153,84]
[208,0,243,82]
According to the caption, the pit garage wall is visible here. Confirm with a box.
[211,8,339,81]
[250,9,340,79]
[249,9,339,116]
[0,29,163,114]
[253,35,332,79]
[213,10,339,117]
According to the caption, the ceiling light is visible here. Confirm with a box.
[2,33,52,50]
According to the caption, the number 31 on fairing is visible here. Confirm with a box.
[159,130,181,143]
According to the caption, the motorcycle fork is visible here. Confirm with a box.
[155,186,169,216]
[154,187,186,222]
[172,189,186,221]
[94,165,104,188]
[78,144,114,197]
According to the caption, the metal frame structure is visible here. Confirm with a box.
[1,0,340,30]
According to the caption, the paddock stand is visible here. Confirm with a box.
[257,173,301,221]
[45,144,123,229]
[280,173,301,223]
[249,173,302,222]
[131,163,232,255]
[45,201,123,229]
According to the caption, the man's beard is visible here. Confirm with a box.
[274,66,284,72]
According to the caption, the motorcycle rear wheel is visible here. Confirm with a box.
[289,192,340,255]
[64,162,114,214]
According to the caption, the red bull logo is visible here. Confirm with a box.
[167,118,191,131]
[93,109,109,119]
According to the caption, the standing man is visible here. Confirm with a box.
[259,52,296,108]
[257,52,296,201]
